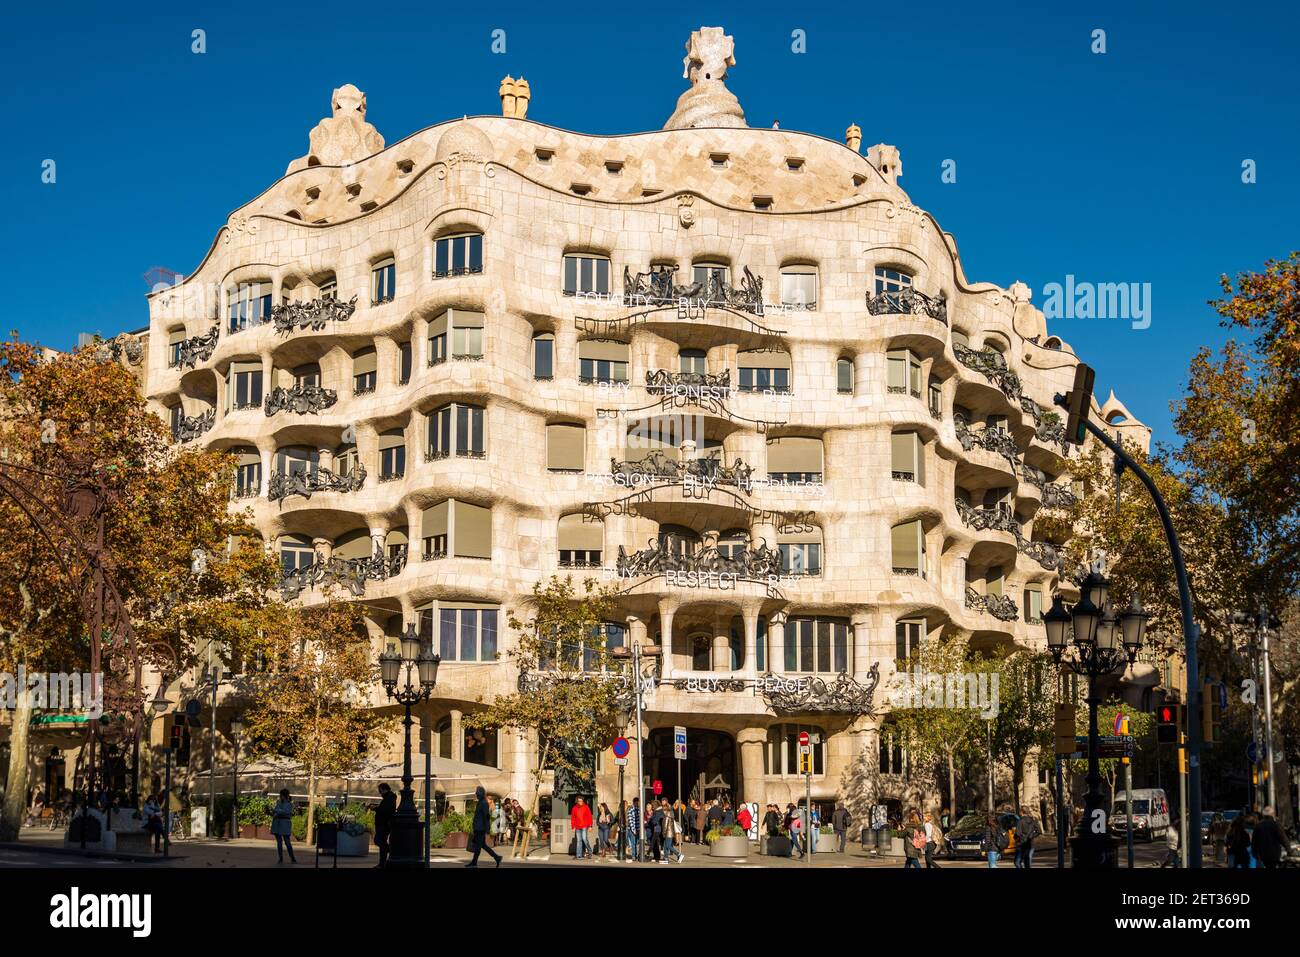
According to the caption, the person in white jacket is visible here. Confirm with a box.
[1160,817,1181,868]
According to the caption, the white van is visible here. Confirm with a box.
[1111,789,1171,841]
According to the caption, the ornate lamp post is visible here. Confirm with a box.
[610,641,661,863]
[229,715,244,839]
[378,623,439,868]
[1044,572,1148,868]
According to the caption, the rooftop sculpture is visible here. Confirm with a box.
[663,27,746,130]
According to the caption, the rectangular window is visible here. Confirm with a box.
[786,619,846,673]
[227,282,272,332]
[230,367,263,410]
[546,424,585,471]
[533,336,554,379]
[890,432,925,485]
[928,379,943,418]
[434,233,483,278]
[563,254,610,295]
[874,267,912,294]
[837,359,854,394]
[380,444,405,481]
[372,259,396,304]
[779,542,821,576]
[431,606,498,662]
[577,340,629,384]
[891,520,925,577]
[895,619,924,665]
[738,353,792,393]
[780,270,818,309]
[235,461,261,497]
[398,342,412,384]
[1024,587,1044,624]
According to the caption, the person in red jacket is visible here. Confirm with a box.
[570,797,594,859]
[736,802,753,836]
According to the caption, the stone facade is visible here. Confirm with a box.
[136,30,1157,820]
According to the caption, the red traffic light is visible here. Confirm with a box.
[1159,705,1174,723]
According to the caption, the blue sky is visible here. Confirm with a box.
[2,1,1296,446]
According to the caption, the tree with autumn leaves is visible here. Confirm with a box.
[0,337,279,840]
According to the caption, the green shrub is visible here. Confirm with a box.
[236,793,272,827]
[440,810,474,834]
[428,822,448,848]
[705,824,745,843]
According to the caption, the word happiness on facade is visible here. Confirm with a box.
[887,667,1000,718]
[0,668,104,718]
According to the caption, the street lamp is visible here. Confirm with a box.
[229,716,244,839]
[1046,571,1147,868]
[378,623,440,867]
[611,641,661,862]
[149,688,173,858]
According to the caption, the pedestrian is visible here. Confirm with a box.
[923,810,941,868]
[490,795,505,846]
[1160,816,1181,868]
[693,800,707,844]
[903,811,924,869]
[466,785,503,867]
[833,802,851,853]
[707,797,724,832]
[788,804,805,858]
[764,803,781,835]
[1210,812,1227,864]
[981,813,1006,868]
[372,782,396,867]
[648,800,664,862]
[270,788,297,864]
[628,797,642,860]
[736,801,753,837]
[721,800,735,827]
[502,796,517,844]
[142,793,164,853]
[1251,806,1288,868]
[1014,807,1041,868]
[570,796,594,860]
[661,800,684,863]
[940,806,951,833]
[26,786,45,828]
[597,802,613,856]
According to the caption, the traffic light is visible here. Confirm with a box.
[165,715,191,766]
[1054,703,1076,754]
[1064,362,1096,445]
[1156,703,1180,745]
[1202,681,1221,745]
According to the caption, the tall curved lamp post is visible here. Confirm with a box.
[1044,570,1147,868]
[378,623,439,868]
[229,715,244,839]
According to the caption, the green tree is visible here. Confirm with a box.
[989,649,1059,810]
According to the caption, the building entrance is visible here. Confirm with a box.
[645,728,736,805]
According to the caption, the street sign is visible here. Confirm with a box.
[673,726,687,761]
[798,730,810,747]
[1066,735,1134,760]
[613,757,628,766]
[652,780,663,796]
[612,736,630,759]
[1114,713,1126,735]
[1247,740,1259,763]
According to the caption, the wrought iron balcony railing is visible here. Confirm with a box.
[610,450,754,488]
[174,408,215,444]
[645,369,732,394]
[616,538,782,580]
[1019,395,1069,450]
[1023,465,1078,509]
[622,264,765,316]
[175,326,220,369]
[279,547,403,600]
[271,295,358,335]
[432,264,484,280]
[955,497,1019,535]
[954,413,1022,472]
[865,287,948,323]
[268,465,366,502]
[425,448,487,462]
[264,383,338,416]
[1018,537,1062,571]
[965,586,1019,622]
[955,344,1022,402]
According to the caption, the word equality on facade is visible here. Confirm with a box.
[887,667,1000,718]
[0,668,104,718]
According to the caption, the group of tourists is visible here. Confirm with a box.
[1191,805,1292,869]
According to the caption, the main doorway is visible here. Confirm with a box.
[645,728,736,805]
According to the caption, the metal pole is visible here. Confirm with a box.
[986,721,994,813]
[1260,611,1278,811]
[617,763,625,861]
[424,739,431,867]
[1055,753,1066,868]
[231,732,239,839]
[163,747,172,858]
[208,672,217,838]
[1180,731,1189,868]
[633,642,645,863]
[805,768,812,868]
[1124,761,1134,868]
[1064,404,1204,867]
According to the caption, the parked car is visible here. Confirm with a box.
[944,811,1020,859]
[1110,789,1170,842]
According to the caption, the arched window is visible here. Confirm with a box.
[836,357,854,395]
[434,232,484,278]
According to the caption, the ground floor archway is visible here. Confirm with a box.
[645,728,736,805]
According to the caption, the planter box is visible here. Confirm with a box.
[708,835,751,858]
[764,835,793,858]
[887,836,905,856]
[444,832,469,849]
[239,824,271,840]
[337,831,371,857]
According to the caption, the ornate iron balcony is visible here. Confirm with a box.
[268,464,366,502]
[610,449,754,488]
[865,287,947,324]
[271,295,358,335]
[892,566,923,577]
[264,383,338,416]
[100,334,143,365]
[645,369,732,395]
[1019,395,1068,449]
[425,448,486,462]
[955,497,1019,535]
[954,413,1022,471]
[422,547,447,562]
[174,408,215,443]
[230,483,260,501]
[622,264,765,316]
[955,345,1022,402]
[616,537,782,580]
[1018,537,1062,571]
[433,264,484,279]
[965,586,1019,622]
[279,547,401,600]
[175,326,220,369]
[1024,466,1078,509]
[892,470,917,483]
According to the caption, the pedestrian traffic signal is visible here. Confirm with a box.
[1054,703,1076,754]
[1064,362,1096,446]
[165,715,191,766]
[1202,681,1221,745]
[1156,703,1180,745]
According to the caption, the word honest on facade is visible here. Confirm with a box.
[0,668,104,718]
[887,668,1000,718]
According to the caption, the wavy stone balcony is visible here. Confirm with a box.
[609,450,755,490]
[1023,465,1078,510]
[279,548,405,600]
[268,465,366,503]
[865,287,947,324]
[271,296,358,336]
[264,383,339,416]
[964,586,1019,622]
[955,344,1022,404]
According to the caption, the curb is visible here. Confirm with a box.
[0,840,174,864]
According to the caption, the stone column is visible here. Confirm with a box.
[312,536,333,561]
[258,444,275,498]
[769,611,788,674]
[851,610,871,682]
[656,600,678,680]
[369,525,387,559]
[741,605,761,679]
[736,728,767,809]
[712,613,730,672]
[450,709,463,761]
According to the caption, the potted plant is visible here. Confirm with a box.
[441,810,474,849]
[887,827,905,856]
[706,824,750,858]
[236,794,272,840]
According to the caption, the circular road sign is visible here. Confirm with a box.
[612,736,630,759]
[798,730,810,747]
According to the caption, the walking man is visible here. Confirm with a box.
[833,802,851,853]
[1251,806,1289,868]
[372,783,396,867]
[570,796,593,860]
[1014,807,1040,868]
[466,786,503,867]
